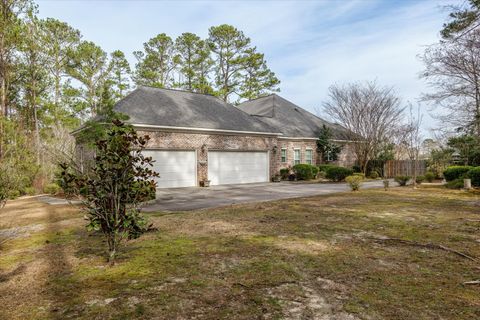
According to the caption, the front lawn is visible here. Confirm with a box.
[1,187,479,319]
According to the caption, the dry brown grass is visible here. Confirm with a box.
[0,187,480,319]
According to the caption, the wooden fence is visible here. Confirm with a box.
[383,160,427,178]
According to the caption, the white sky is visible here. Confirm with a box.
[37,0,457,137]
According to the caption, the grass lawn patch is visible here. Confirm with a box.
[1,188,480,319]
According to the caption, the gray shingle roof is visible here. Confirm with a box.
[236,94,349,140]
[114,86,280,134]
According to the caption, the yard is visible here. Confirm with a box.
[0,186,479,320]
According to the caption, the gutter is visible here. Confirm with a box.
[71,123,351,142]
[279,136,351,143]
[130,123,283,137]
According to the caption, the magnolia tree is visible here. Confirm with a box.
[60,120,158,264]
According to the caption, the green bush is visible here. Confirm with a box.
[44,183,61,195]
[424,172,435,183]
[24,187,36,196]
[415,175,425,184]
[345,175,363,191]
[443,166,473,182]
[292,164,317,180]
[352,164,362,173]
[279,168,290,180]
[446,178,464,189]
[467,167,480,187]
[318,164,336,172]
[317,171,326,179]
[369,171,379,179]
[311,166,319,178]
[325,166,354,182]
[8,190,20,199]
[394,175,410,186]
[353,172,365,179]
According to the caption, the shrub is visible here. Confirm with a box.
[446,178,464,189]
[325,166,354,182]
[311,166,319,178]
[24,187,36,196]
[383,179,390,190]
[352,164,362,173]
[44,183,61,195]
[318,164,336,172]
[415,175,425,184]
[424,171,435,183]
[394,175,410,186]
[345,175,363,191]
[369,171,379,179]
[443,166,473,182]
[279,168,290,180]
[317,171,326,179]
[292,164,317,180]
[8,190,20,199]
[353,172,365,179]
[467,167,480,187]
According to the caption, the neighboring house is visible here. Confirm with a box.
[75,86,354,188]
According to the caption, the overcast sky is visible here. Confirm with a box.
[37,0,455,136]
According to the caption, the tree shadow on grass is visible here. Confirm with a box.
[44,209,85,319]
[0,263,26,283]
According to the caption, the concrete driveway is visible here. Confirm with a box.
[142,180,393,212]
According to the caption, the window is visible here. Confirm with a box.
[326,150,332,162]
[281,148,287,163]
[294,149,301,165]
[305,149,313,164]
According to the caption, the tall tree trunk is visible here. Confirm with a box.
[33,88,40,165]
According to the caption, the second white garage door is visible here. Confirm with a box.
[208,151,269,185]
[142,150,196,188]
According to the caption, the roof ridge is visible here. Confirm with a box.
[138,85,218,98]
[138,85,236,108]
[238,93,276,106]
[273,94,335,126]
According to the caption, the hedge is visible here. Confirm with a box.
[325,166,353,182]
[468,167,480,187]
[443,166,473,182]
[292,164,318,180]
[394,175,410,186]
[424,172,435,183]
[318,164,336,172]
[446,178,464,189]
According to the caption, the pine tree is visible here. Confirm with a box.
[133,33,177,88]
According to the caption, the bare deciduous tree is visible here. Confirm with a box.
[399,104,423,188]
[323,81,404,174]
[421,30,480,135]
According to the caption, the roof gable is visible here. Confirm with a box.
[236,94,349,139]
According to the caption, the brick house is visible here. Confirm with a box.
[77,86,354,188]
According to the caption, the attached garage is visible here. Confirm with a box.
[143,150,196,188]
[208,151,269,185]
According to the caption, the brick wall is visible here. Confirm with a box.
[141,130,278,184]
[275,139,318,172]
[76,129,357,185]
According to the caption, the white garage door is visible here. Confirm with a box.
[143,150,196,188]
[208,151,269,185]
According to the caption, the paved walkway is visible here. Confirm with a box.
[143,180,393,212]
